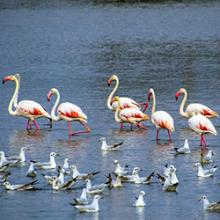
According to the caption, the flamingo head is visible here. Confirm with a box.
[2,75,16,84]
[47,88,57,101]
[148,88,154,101]
[107,74,118,86]
[175,88,185,100]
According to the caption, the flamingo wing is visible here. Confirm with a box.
[186,103,218,118]
[58,102,87,121]
[188,114,217,135]
[119,108,148,123]
[17,100,50,118]
[111,97,140,110]
[152,111,175,131]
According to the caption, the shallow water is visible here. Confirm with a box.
[0,1,220,219]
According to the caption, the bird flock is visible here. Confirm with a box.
[1,73,220,214]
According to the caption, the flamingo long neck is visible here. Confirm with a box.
[151,89,156,115]
[114,99,122,123]
[8,77,20,116]
[50,89,60,121]
[179,89,188,117]
[107,78,119,110]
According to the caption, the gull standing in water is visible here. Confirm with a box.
[100,137,123,151]
[3,180,38,191]
[134,191,146,207]
[194,162,217,178]
[71,165,100,180]
[199,195,220,211]
[33,152,58,170]
[26,161,37,178]
[71,188,89,205]
[174,139,191,154]
[74,195,102,213]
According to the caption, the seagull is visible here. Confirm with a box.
[106,173,123,189]
[199,195,220,211]
[71,188,89,205]
[100,137,123,151]
[174,139,190,154]
[74,195,102,212]
[114,160,128,176]
[85,179,106,194]
[26,161,37,178]
[33,152,58,169]
[0,151,20,166]
[7,147,28,163]
[162,173,178,192]
[200,150,215,164]
[52,177,78,191]
[71,165,100,180]
[134,191,146,207]
[42,166,64,185]
[3,180,38,191]
[63,158,69,169]
[194,162,217,178]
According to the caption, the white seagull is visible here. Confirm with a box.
[174,139,191,154]
[7,147,28,163]
[52,176,78,191]
[199,195,220,211]
[33,152,58,169]
[200,150,215,164]
[74,195,102,212]
[3,180,38,191]
[0,151,20,166]
[85,179,106,194]
[42,166,65,185]
[26,161,37,178]
[71,165,99,180]
[106,173,123,189]
[100,137,123,151]
[134,191,146,207]
[71,188,89,205]
[114,160,128,176]
[194,162,217,178]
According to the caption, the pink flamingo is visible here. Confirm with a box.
[2,74,52,130]
[47,88,90,138]
[188,114,217,151]
[107,74,148,112]
[148,88,175,141]
[113,96,149,130]
[175,88,218,118]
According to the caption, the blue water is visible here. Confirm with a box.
[0,1,220,219]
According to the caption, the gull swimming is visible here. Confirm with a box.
[199,195,220,211]
[33,152,58,169]
[85,179,107,194]
[74,195,102,212]
[42,166,64,185]
[106,173,123,189]
[174,139,190,154]
[194,162,217,178]
[163,173,178,192]
[0,151,20,166]
[71,188,89,205]
[26,161,37,178]
[3,180,38,191]
[134,191,146,207]
[71,165,100,180]
[200,150,215,164]
[52,176,78,191]
[114,160,128,176]
[100,137,123,151]
[7,147,28,163]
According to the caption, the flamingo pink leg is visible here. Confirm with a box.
[67,122,73,138]
[136,122,147,130]
[120,123,124,130]
[26,120,30,130]
[71,121,91,136]
[33,120,40,130]
[156,129,159,140]
[167,130,172,141]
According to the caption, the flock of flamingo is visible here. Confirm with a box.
[2,73,219,151]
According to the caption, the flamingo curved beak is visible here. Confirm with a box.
[175,92,180,101]
[47,91,52,101]
[2,76,11,84]
[107,79,112,86]
[147,93,152,102]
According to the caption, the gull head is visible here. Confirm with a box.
[114,160,119,164]
[3,181,10,187]
[50,152,58,158]
[100,137,106,142]
[139,191,145,196]
[71,165,77,170]
[94,195,102,200]
[199,195,207,201]
[194,162,201,168]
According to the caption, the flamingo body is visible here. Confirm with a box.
[111,97,140,110]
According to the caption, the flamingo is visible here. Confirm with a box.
[2,73,52,130]
[113,96,149,130]
[47,88,90,138]
[107,74,148,112]
[188,113,217,151]
[175,88,218,118]
[148,88,175,141]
